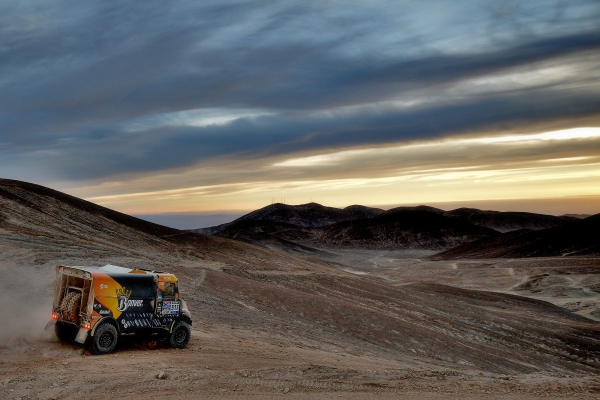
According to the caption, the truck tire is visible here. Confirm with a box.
[59,291,81,324]
[54,321,77,342]
[92,323,118,355]
[169,321,191,348]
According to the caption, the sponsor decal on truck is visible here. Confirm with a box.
[115,287,144,312]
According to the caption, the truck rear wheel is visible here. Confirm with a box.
[59,291,81,324]
[92,323,118,355]
[54,321,77,342]
[169,321,191,348]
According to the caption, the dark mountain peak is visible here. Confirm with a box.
[245,202,337,216]
[383,205,445,216]
[236,202,346,227]
[302,202,328,208]
[341,204,385,219]
[343,204,383,213]
[445,207,488,217]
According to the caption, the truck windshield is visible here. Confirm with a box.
[164,282,177,297]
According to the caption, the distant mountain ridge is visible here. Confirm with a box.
[191,202,582,253]
[192,203,578,235]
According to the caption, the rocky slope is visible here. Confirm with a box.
[436,213,600,259]
[444,208,578,232]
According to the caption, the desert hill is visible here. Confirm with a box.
[214,209,499,252]
[1,178,599,394]
[437,213,600,259]
[0,178,324,271]
[192,202,384,235]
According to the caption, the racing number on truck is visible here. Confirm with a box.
[162,301,179,315]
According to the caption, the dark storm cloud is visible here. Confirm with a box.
[1,0,600,181]
[26,86,600,180]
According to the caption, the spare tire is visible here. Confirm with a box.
[59,291,81,324]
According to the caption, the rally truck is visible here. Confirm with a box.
[47,264,192,354]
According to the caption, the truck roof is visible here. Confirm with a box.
[57,264,178,282]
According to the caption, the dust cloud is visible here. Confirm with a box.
[0,266,55,344]
[193,269,206,288]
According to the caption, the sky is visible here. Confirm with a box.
[2,0,600,227]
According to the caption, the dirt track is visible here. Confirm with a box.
[2,324,600,400]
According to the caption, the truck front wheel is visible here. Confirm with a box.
[169,321,191,348]
[92,323,118,355]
